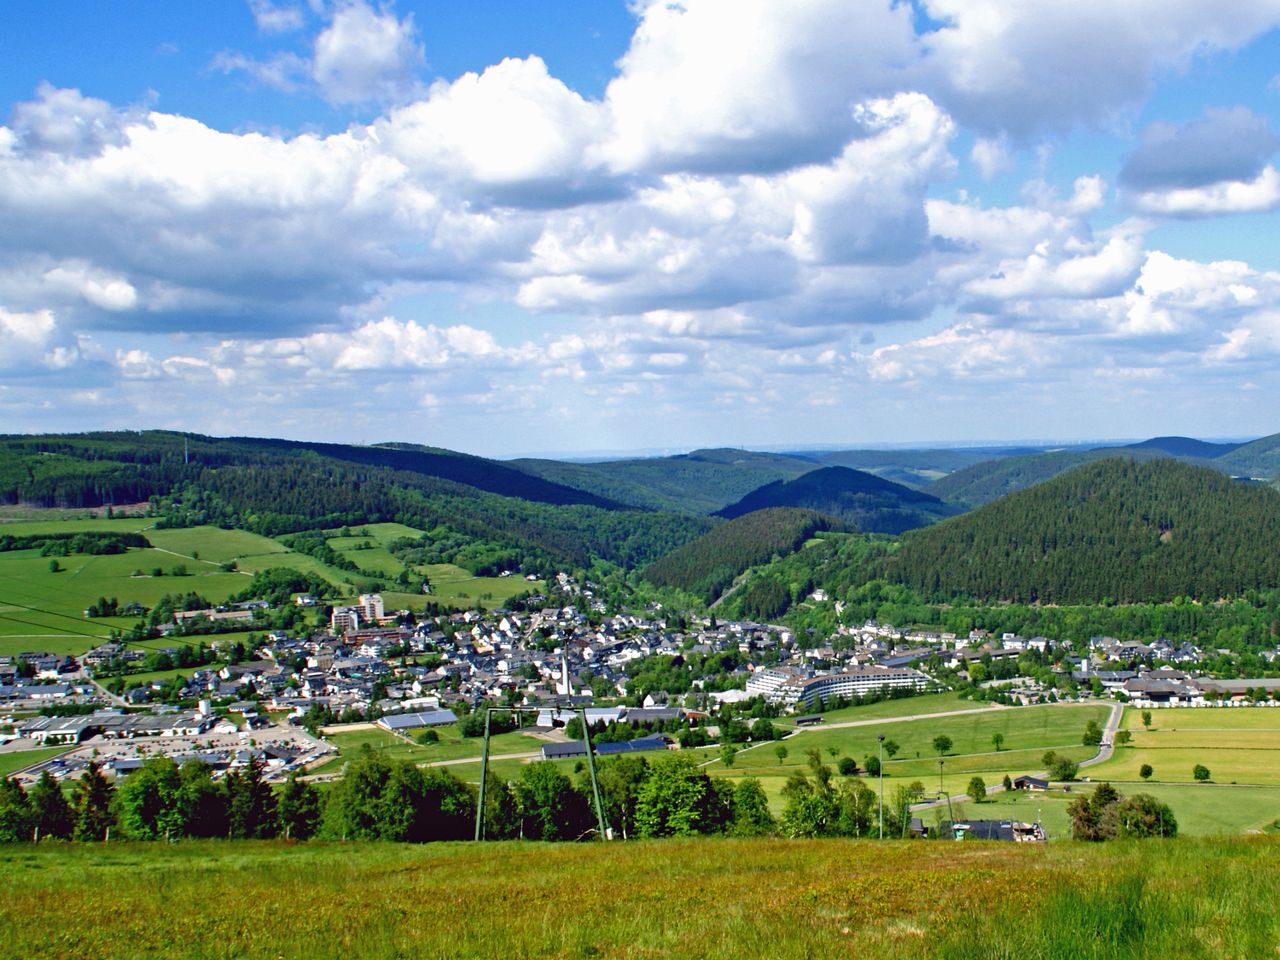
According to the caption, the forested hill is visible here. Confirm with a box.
[511,448,819,514]
[717,466,957,534]
[925,434,1275,508]
[640,508,843,602]
[0,432,622,511]
[1124,436,1242,459]
[0,432,714,572]
[883,459,1280,604]
[1215,431,1280,479]
[804,446,1040,489]
[926,445,1204,508]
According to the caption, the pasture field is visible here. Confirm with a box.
[1090,706,1280,784]
[327,523,427,578]
[961,781,1280,837]
[0,517,153,536]
[0,548,250,655]
[144,526,289,565]
[3,836,1280,959]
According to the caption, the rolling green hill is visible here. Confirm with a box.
[639,507,843,602]
[886,458,1280,604]
[717,466,958,534]
[512,448,820,514]
[0,433,713,575]
[926,435,1272,508]
[807,446,1039,488]
[1215,431,1280,479]
[925,444,1201,508]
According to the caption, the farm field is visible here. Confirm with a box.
[0,515,546,655]
[0,547,250,655]
[1089,706,1280,784]
[3,836,1279,959]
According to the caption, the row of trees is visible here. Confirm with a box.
[0,758,321,843]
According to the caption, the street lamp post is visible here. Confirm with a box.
[877,734,885,840]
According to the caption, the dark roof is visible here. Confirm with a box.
[793,715,824,725]
[541,740,589,759]
[595,736,667,756]
[942,819,1015,841]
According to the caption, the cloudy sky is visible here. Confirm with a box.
[3,1,1280,456]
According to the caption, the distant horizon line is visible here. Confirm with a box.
[1,427,1262,464]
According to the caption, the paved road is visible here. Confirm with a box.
[1079,701,1124,769]
[799,704,1007,732]
[301,749,543,783]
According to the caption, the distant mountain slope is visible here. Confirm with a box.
[640,507,843,602]
[0,432,620,510]
[1214,431,1280,479]
[808,446,1041,489]
[0,432,712,572]
[717,466,957,534]
[512,448,819,514]
[1123,436,1243,459]
[925,445,1208,508]
[885,459,1280,604]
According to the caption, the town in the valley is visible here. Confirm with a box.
[5,568,1277,843]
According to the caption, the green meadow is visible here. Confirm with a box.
[712,703,1110,797]
[0,515,548,655]
[1090,706,1280,784]
[3,836,1280,959]
[956,781,1280,838]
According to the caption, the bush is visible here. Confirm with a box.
[967,777,987,802]
[1193,764,1210,782]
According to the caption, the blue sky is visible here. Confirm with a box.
[3,1,1280,456]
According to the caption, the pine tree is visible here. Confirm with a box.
[276,772,321,840]
[29,771,73,840]
[73,761,116,841]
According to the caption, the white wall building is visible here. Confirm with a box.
[775,666,930,708]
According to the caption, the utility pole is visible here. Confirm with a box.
[877,734,885,840]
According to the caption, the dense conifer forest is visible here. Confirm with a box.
[887,459,1280,604]
[640,508,842,602]
[716,465,956,534]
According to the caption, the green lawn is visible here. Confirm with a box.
[970,781,1280,837]
[144,526,290,565]
[0,517,154,536]
[1089,706,1280,784]
[723,703,1109,779]
[0,546,253,654]
[0,745,73,778]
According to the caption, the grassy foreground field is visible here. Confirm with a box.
[2,837,1279,959]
